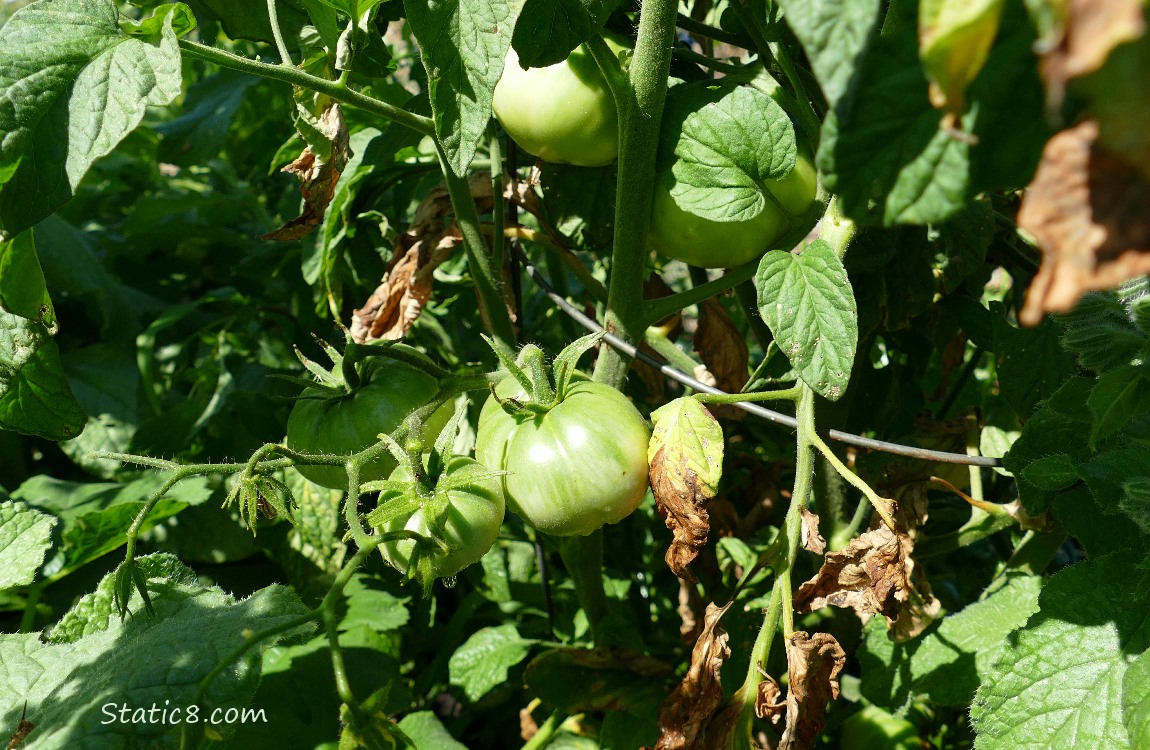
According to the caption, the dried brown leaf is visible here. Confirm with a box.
[694,298,750,395]
[1039,0,1145,103]
[678,578,705,643]
[800,508,826,555]
[519,705,539,742]
[792,524,914,624]
[1019,120,1150,324]
[775,632,846,750]
[755,673,786,724]
[261,104,350,242]
[6,703,34,749]
[655,602,733,750]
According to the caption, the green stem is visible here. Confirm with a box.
[265,0,293,66]
[819,196,856,260]
[733,581,783,742]
[735,279,774,352]
[808,430,898,531]
[556,531,611,645]
[644,332,703,379]
[177,40,434,137]
[521,710,564,750]
[643,263,758,325]
[434,142,517,350]
[675,13,750,46]
[589,0,679,388]
[694,386,801,404]
[672,46,748,75]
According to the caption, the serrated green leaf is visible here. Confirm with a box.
[0,0,184,237]
[1020,453,1078,491]
[756,240,858,400]
[776,0,882,108]
[340,575,410,632]
[448,623,537,701]
[993,301,1077,419]
[0,232,87,440]
[1120,478,1150,535]
[668,85,796,223]
[0,502,57,589]
[1079,442,1150,521]
[397,711,467,750]
[972,555,1150,750]
[648,397,725,497]
[861,574,1042,708]
[1124,648,1150,750]
[1060,293,1147,372]
[512,0,618,68]
[1088,366,1150,446]
[0,553,312,747]
[122,2,196,37]
[404,0,523,173]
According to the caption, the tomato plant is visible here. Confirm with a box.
[370,455,505,583]
[648,152,818,268]
[493,44,619,167]
[839,706,920,750]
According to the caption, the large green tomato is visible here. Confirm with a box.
[375,456,505,580]
[839,706,920,750]
[647,153,818,268]
[492,44,618,167]
[285,361,451,490]
[474,377,650,536]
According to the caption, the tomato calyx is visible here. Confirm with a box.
[482,331,605,417]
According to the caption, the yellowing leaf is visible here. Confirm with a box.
[919,0,1006,118]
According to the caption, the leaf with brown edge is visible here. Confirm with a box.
[1018,120,1150,325]
[649,397,726,581]
[800,508,826,554]
[693,297,750,400]
[261,104,350,242]
[655,602,733,750]
[774,632,847,750]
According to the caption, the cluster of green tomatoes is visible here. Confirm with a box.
[492,40,818,268]
[284,337,651,586]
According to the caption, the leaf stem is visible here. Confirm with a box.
[643,263,760,326]
[675,13,749,46]
[694,386,801,404]
[265,0,294,66]
[176,40,435,137]
[808,430,898,531]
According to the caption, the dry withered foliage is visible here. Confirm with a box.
[678,577,706,644]
[1018,120,1150,325]
[693,297,750,403]
[793,494,938,641]
[800,508,826,555]
[261,104,350,242]
[756,632,846,750]
[655,602,733,750]
[649,401,724,581]
[1037,0,1145,105]
[6,702,34,749]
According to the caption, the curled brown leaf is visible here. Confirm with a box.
[800,508,826,555]
[655,603,733,750]
[693,298,750,416]
[261,104,350,242]
[1019,120,1150,325]
[774,632,846,750]
[1038,0,1145,105]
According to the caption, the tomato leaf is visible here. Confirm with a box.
[919,0,1006,116]
[776,0,882,108]
[448,623,538,701]
[0,0,184,238]
[513,0,619,68]
[1124,647,1150,748]
[971,554,1150,750]
[403,0,522,174]
[668,85,797,224]
[755,240,858,401]
[0,502,57,590]
[1088,365,1150,446]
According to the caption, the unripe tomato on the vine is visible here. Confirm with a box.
[373,456,505,581]
[839,706,920,750]
[474,377,650,537]
[493,44,619,167]
[285,361,451,490]
[648,152,818,268]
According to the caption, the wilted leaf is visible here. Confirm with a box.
[693,298,750,407]
[1036,0,1145,105]
[648,398,726,580]
[774,632,847,750]
[793,516,937,639]
[261,104,351,242]
[6,702,33,749]
[801,508,827,554]
[1018,120,1150,325]
[655,602,732,750]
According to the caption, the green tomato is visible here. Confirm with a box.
[474,377,651,537]
[493,44,619,167]
[648,153,818,268]
[285,361,451,490]
[839,706,920,750]
[375,456,505,580]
